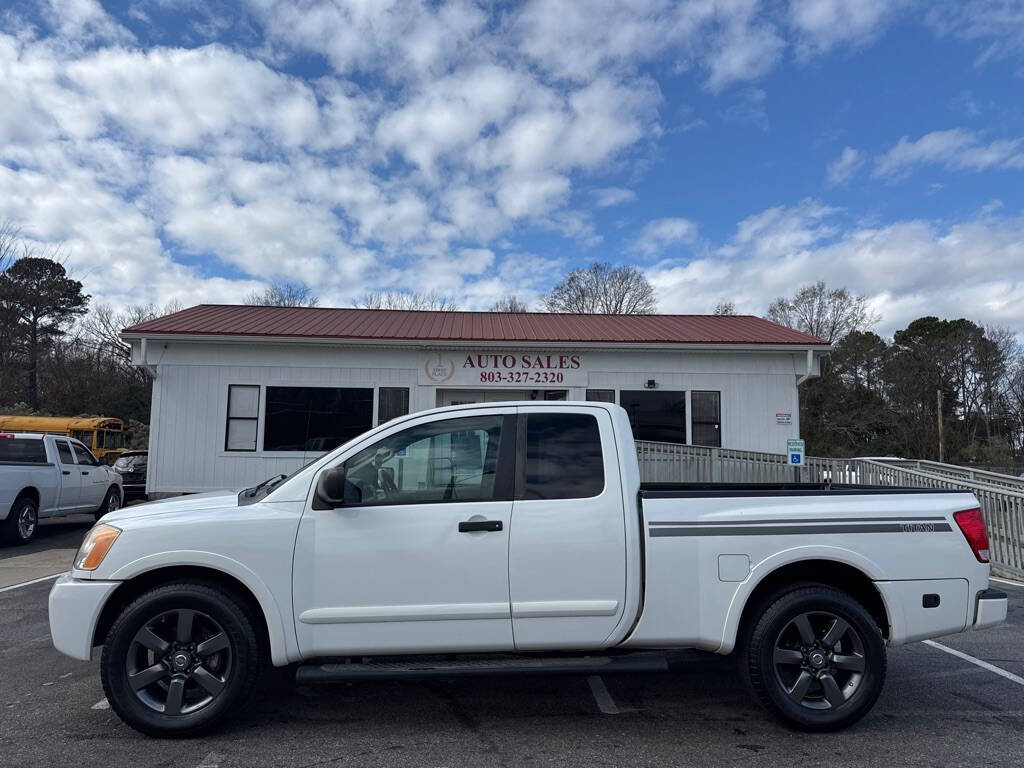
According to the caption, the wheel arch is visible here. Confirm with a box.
[721,548,891,655]
[93,560,295,666]
[13,486,40,507]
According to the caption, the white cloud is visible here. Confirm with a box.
[42,0,135,46]
[631,217,699,256]
[826,146,863,186]
[594,187,636,207]
[874,129,1024,179]
[648,201,1024,334]
[789,0,899,57]
[926,0,1024,66]
[513,0,783,91]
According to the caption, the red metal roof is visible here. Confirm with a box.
[122,304,828,346]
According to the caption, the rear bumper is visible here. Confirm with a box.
[48,573,120,661]
[973,588,1008,631]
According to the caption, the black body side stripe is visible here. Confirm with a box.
[650,523,953,537]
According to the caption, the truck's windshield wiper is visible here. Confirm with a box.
[244,474,286,498]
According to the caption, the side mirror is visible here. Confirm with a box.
[314,465,349,509]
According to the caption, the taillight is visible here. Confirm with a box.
[953,507,990,563]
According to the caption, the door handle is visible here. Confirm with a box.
[62,470,71,475]
[458,520,503,533]
[81,471,90,475]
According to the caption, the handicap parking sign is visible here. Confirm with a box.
[786,439,805,467]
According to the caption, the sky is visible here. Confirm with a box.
[1,0,1023,337]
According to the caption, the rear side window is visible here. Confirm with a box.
[0,437,47,463]
[521,413,604,500]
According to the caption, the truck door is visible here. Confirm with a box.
[293,409,517,657]
[53,439,82,511]
[71,441,106,510]
[508,407,626,650]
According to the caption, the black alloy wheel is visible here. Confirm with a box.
[741,585,886,732]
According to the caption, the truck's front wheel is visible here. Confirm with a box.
[741,585,886,732]
[101,582,263,737]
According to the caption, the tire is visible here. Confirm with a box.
[740,585,886,732]
[95,487,122,521]
[101,581,264,737]
[1,494,38,545]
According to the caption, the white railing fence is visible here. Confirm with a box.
[874,458,1024,492]
[634,441,1024,581]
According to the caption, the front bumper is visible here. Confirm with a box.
[973,588,1008,631]
[48,573,120,661]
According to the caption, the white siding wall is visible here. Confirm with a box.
[137,341,810,494]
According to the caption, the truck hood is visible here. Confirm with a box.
[100,489,242,524]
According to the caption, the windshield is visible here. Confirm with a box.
[115,454,147,470]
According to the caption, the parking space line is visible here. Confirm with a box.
[0,573,62,593]
[587,675,622,714]
[196,752,225,768]
[923,640,1024,686]
[91,698,110,710]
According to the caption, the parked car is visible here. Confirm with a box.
[1,432,123,545]
[113,451,148,501]
[48,402,1006,736]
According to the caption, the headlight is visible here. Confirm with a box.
[74,524,121,571]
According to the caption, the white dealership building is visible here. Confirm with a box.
[123,305,828,496]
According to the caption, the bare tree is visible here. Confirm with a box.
[766,281,878,344]
[78,301,184,371]
[712,301,736,315]
[359,290,459,311]
[542,263,657,314]
[490,296,530,312]
[244,281,319,307]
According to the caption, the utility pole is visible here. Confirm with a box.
[937,389,944,463]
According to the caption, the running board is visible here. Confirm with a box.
[296,654,668,683]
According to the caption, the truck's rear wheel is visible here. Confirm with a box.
[101,582,263,737]
[2,495,38,545]
[741,585,886,732]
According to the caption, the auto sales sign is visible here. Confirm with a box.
[420,351,587,387]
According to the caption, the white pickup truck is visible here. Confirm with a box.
[1,432,123,545]
[48,402,1007,736]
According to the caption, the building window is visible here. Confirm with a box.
[522,413,604,499]
[586,389,615,403]
[225,385,260,452]
[620,390,686,443]
[378,387,410,424]
[264,386,373,452]
[691,390,722,447]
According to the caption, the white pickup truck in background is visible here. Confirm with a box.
[48,402,1007,737]
[1,432,123,545]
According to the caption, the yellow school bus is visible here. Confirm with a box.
[0,415,128,462]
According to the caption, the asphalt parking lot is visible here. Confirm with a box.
[2,520,1023,768]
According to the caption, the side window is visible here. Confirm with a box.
[225,384,260,452]
[72,443,96,465]
[342,415,510,506]
[522,413,604,500]
[55,440,75,465]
